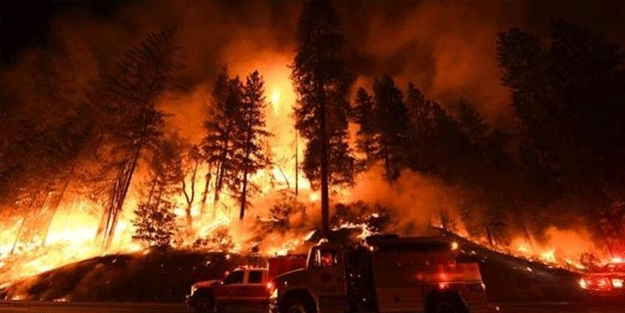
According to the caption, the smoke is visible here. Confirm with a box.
[346,164,462,235]
[509,226,608,265]
[6,0,624,131]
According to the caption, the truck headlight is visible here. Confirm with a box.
[269,288,278,300]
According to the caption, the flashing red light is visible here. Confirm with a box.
[597,278,609,288]
[266,281,275,291]
[580,277,615,290]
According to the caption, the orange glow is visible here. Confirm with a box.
[271,88,280,111]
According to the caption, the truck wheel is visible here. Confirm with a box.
[287,303,309,313]
[283,297,315,313]
[194,296,215,313]
[431,294,467,313]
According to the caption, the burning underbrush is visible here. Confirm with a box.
[0,167,620,303]
[0,223,590,303]
[0,198,608,304]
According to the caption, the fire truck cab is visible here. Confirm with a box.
[269,235,493,313]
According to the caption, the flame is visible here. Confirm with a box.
[271,88,280,112]
[0,52,619,286]
[540,250,556,263]
[517,245,530,253]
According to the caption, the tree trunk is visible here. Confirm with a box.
[63,195,78,234]
[440,210,447,231]
[200,165,212,217]
[240,170,249,220]
[214,125,233,203]
[295,133,298,197]
[10,216,27,255]
[239,109,256,220]
[182,160,198,227]
[42,168,74,246]
[29,189,52,243]
[319,88,330,239]
[486,226,495,247]
[103,131,145,250]
[96,164,124,243]
[11,177,46,254]
[11,206,33,255]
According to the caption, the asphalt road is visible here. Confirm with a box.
[0,302,623,313]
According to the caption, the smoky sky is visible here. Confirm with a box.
[2,0,624,125]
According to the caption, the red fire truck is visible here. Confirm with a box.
[187,256,306,313]
[269,235,496,313]
[579,258,625,297]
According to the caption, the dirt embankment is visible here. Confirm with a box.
[2,250,263,302]
[1,234,588,303]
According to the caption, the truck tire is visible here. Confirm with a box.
[428,293,468,313]
[287,302,309,313]
[194,296,216,313]
[282,294,316,313]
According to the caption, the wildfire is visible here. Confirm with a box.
[0,53,619,290]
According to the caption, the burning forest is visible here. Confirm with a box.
[1,0,625,310]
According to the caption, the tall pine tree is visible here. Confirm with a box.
[202,67,244,204]
[236,71,270,220]
[353,88,377,167]
[372,76,410,181]
[292,0,355,237]
[95,25,182,250]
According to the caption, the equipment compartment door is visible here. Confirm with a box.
[309,247,349,313]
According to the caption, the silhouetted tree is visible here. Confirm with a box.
[133,137,181,249]
[235,71,270,220]
[95,25,182,250]
[202,69,270,220]
[292,0,355,237]
[0,38,99,252]
[405,83,463,177]
[455,99,489,152]
[202,67,244,205]
[352,88,377,165]
[371,76,410,181]
[498,20,625,241]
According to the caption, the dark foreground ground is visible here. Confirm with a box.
[0,301,623,313]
